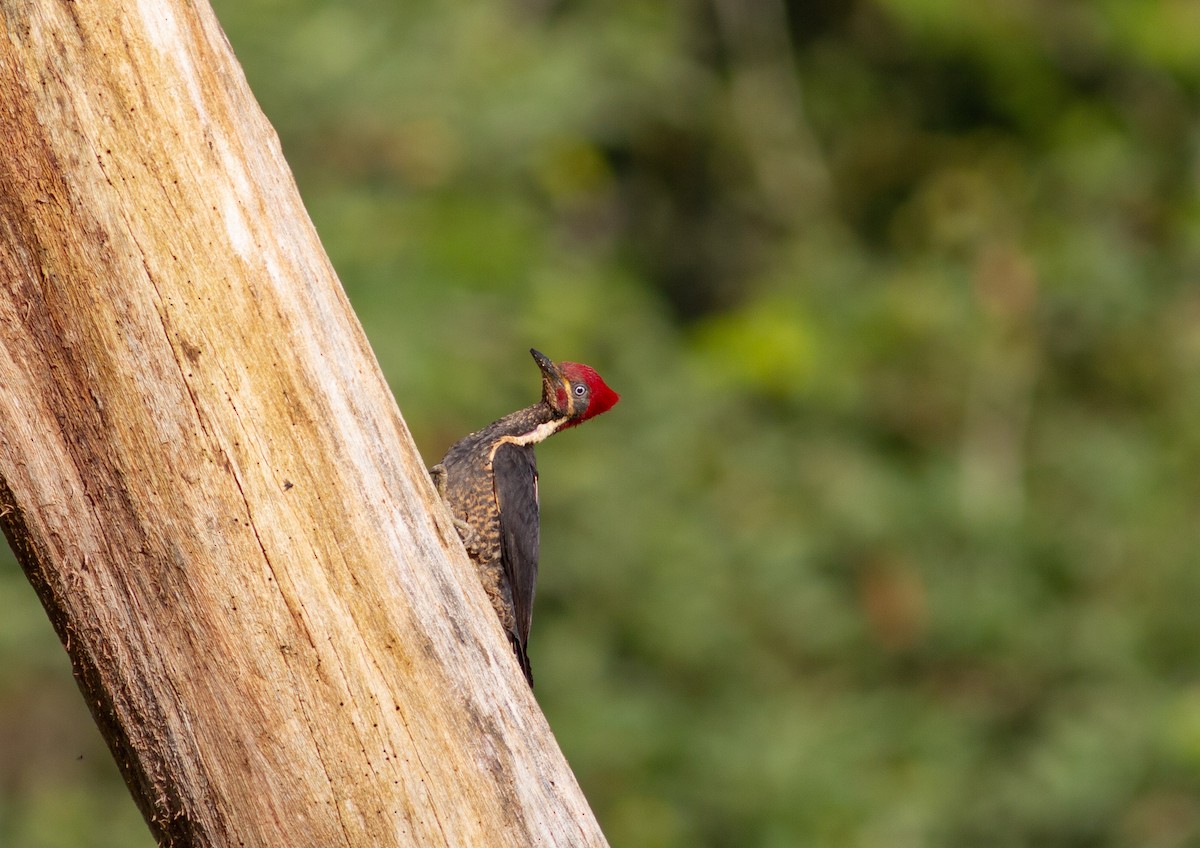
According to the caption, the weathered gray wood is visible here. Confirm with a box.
[0,2,607,845]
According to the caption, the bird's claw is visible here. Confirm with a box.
[429,463,448,497]
[430,465,478,548]
[452,516,477,549]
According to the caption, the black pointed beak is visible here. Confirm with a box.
[530,348,560,381]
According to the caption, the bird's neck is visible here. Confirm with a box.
[486,402,568,446]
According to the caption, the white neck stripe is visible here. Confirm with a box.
[509,418,566,445]
[487,418,567,464]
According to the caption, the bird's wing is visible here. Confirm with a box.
[492,442,540,651]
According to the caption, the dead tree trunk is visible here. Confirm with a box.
[0,2,608,846]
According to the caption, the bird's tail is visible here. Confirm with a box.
[508,633,534,688]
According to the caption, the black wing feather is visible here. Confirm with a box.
[492,443,540,676]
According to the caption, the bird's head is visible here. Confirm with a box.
[532,348,620,427]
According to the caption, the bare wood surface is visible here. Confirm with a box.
[0,2,607,845]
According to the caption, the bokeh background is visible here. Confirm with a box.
[5,1,1200,845]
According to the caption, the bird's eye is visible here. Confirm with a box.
[573,384,587,396]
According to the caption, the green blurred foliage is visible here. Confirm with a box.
[5,0,1200,845]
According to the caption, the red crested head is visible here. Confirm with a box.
[558,361,620,424]
[531,348,620,426]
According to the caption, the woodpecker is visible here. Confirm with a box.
[430,348,619,686]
